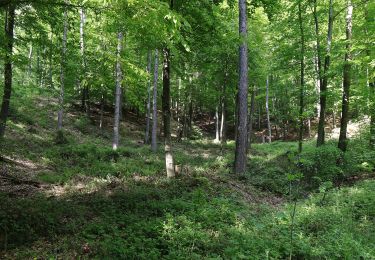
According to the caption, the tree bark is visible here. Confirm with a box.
[113,32,123,150]
[266,76,272,143]
[0,4,15,138]
[234,0,249,174]
[317,0,334,147]
[247,86,256,150]
[27,43,33,80]
[99,93,105,130]
[188,93,193,138]
[220,78,227,144]
[162,48,175,177]
[57,2,68,132]
[79,7,90,115]
[338,1,353,152]
[298,2,305,153]
[145,50,152,144]
[215,106,220,142]
[151,49,159,152]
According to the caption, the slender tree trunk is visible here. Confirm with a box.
[313,0,322,118]
[364,3,375,149]
[113,32,123,150]
[119,87,123,121]
[234,0,249,174]
[308,119,311,138]
[220,77,227,144]
[36,47,41,87]
[247,86,256,150]
[57,3,68,132]
[151,49,159,152]
[338,1,353,152]
[27,43,33,80]
[176,78,183,141]
[145,50,152,144]
[298,2,305,153]
[314,53,321,116]
[48,32,53,89]
[162,48,175,178]
[266,76,272,143]
[317,0,334,147]
[99,93,105,130]
[215,106,220,142]
[79,7,90,116]
[0,4,15,138]
[188,95,193,138]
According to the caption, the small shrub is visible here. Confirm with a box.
[73,117,91,134]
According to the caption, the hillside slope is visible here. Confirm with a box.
[0,89,374,259]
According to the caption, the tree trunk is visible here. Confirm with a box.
[188,95,193,138]
[247,86,256,150]
[48,32,53,89]
[162,48,175,178]
[145,50,152,144]
[79,7,90,116]
[338,1,353,152]
[113,32,123,150]
[266,76,272,143]
[152,49,159,152]
[308,119,311,138]
[57,3,68,132]
[234,0,249,174]
[298,2,305,153]
[317,0,334,147]
[119,87,124,121]
[99,93,105,130]
[364,3,375,149]
[220,78,227,144]
[234,93,239,142]
[0,4,15,138]
[215,106,220,142]
[27,43,33,80]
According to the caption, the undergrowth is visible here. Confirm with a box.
[0,89,374,259]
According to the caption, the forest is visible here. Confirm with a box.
[0,0,374,258]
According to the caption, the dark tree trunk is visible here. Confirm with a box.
[145,50,152,144]
[338,1,353,152]
[151,49,159,152]
[234,92,239,142]
[364,3,375,149]
[266,76,272,143]
[234,0,249,174]
[258,103,261,131]
[162,48,175,178]
[317,0,334,147]
[0,4,15,138]
[298,2,305,153]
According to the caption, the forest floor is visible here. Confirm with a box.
[0,88,374,259]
